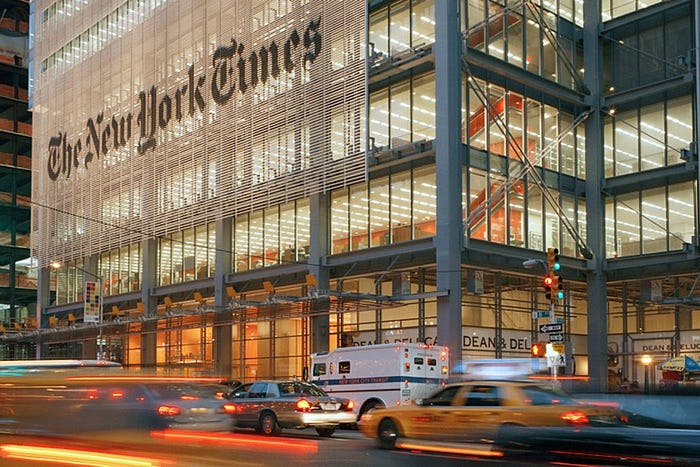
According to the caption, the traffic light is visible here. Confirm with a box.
[555,275,564,300]
[531,342,545,357]
[543,275,553,300]
[547,248,561,273]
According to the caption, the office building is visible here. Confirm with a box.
[0,0,34,358]
[20,0,700,391]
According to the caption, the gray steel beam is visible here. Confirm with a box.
[584,0,609,392]
[600,0,690,34]
[603,75,693,109]
[606,252,700,282]
[464,49,586,107]
[603,162,695,195]
[434,0,463,363]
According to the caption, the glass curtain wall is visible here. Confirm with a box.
[51,243,142,305]
[231,200,310,272]
[606,182,696,258]
[330,166,437,254]
[604,95,693,177]
[158,222,215,286]
[465,1,582,89]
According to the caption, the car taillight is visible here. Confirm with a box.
[345,400,354,412]
[157,405,181,417]
[222,403,237,414]
[560,410,589,425]
[295,399,312,412]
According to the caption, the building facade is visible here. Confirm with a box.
[18,0,700,391]
[0,0,34,358]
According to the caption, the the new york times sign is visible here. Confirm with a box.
[47,18,321,181]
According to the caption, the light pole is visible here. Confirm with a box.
[641,354,652,394]
[50,261,105,360]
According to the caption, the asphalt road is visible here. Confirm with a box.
[0,428,545,467]
[2,426,698,466]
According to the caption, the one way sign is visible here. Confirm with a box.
[539,323,563,333]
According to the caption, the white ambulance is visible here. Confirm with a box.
[310,342,449,418]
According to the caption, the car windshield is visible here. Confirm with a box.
[521,385,576,405]
[278,382,327,397]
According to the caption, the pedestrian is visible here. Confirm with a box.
[620,377,630,392]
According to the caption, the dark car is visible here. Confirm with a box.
[224,380,357,437]
[0,374,233,436]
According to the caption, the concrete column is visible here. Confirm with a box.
[214,218,233,377]
[140,238,158,367]
[435,0,464,362]
[35,266,52,358]
[309,192,330,353]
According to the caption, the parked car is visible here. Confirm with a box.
[224,380,357,437]
[358,379,625,449]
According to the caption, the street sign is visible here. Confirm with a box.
[550,343,565,353]
[549,333,564,343]
[554,317,563,324]
[539,323,563,333]
[532,311,550,319]
[547,354,566,367]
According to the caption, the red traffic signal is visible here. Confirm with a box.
[531,342,545,357]
[543,275,553,300]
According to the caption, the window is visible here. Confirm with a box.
[465,385,501,407]
[422,385,460,406]
[338,361,351,374]
[248,382,269,398]
[312,363,326,377]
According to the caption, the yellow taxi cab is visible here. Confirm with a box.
[358,379,624,449]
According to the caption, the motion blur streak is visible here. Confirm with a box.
[65,376,225,383]
[528,375,591,381]
[150,429,319,453]
[550,449,675,464]
[0,443,168,466]
[396,441,504,457]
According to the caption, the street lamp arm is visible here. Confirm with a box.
[522,259,548,275]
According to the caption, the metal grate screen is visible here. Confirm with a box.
[31,0,367,266]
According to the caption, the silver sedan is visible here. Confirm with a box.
[224,380,357,437]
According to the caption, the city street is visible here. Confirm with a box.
[3,425,699,466]
[0,428,546,467]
